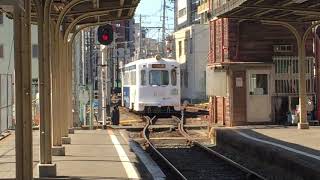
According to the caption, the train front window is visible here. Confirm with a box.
[149,70,169,86]
[141,70,146,85]
[171,69,177,86]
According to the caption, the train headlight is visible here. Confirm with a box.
[155,54,161,60]
[171,89,178,95]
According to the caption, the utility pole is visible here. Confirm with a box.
[162,0,166,57]
[116,50,119,91]
[139,14,142,59]
[88,29,94,130]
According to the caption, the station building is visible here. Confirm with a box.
[175,24,209,103]
[174,0,210,103]
[205,1,319,126]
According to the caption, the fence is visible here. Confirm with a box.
[273,56,315,95]
[0,74,14,133]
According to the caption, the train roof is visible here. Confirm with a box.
[124,57,179,67]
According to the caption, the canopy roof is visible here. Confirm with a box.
[210,0,320,22]
[1,0,140,24]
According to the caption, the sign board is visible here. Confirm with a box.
[235,77,243,87]
[93,99,99,109]
[152,64,166,68]
[79,90,89,104]
[206,67,227,97]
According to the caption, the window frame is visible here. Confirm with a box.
[140,69,147,86]
[171,69,177,86]
[178,41,182,57]
[32,44,38,58]
[249,74,269,95]
[0,44,4,58]
[149,70,169,86]
[0,12,3,25]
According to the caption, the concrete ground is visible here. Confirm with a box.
[0,129,149,179]
[233,125,320,158]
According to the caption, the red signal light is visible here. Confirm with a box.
[97,24,113,45]
[102,34,109,41]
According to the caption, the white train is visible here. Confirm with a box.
[121,55,181,113]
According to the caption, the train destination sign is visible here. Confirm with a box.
[152,64,166,68]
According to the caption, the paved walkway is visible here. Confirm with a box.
[234,125,320,158]
[0,129,148,179]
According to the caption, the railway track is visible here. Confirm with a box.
[142,116,266,180]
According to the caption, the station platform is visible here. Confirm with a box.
[213,125,320,179]
[0,129,155,179]
[234,125,320,157]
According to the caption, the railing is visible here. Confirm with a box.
[273,56,315,95]
[0,74,14,133]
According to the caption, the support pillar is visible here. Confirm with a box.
[36,1,56,176]
[51,21,65,156]
[297,43,309,129]
[59,34,69,137]
[60,37,71,144]
[13,2,33,179]
[67,43,74,133]
[263,20,309,129]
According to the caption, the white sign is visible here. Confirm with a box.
[236,77,243,87]
[79,90,89,104]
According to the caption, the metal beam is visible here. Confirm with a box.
[60,5,135,17]
[118,0,125,17]
[241,5,320,16]
[63,8,133,42]
[56,0,91,32]
[224,16,304,23]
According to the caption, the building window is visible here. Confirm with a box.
[179,41,182,56]
[0,12,3,25]
[0,44,3,58]
[249,74,268,95]
[141,70,146,85]
[184,39,188,54]
[149,70,169,86]
[171,69,177,86]
[178,8,186,18]
[189,38,193,54]
[273,45,293,53]
[131,71,136,85]
[32,44,38,58]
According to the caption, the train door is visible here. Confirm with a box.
[246,69,272,122]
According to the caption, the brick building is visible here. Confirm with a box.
[206,3,318,126]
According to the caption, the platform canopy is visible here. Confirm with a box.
[210,0,320,22]
[1,0,140,24]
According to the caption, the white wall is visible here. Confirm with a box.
[0,14,38,79]
[174,24,209,102]
[0,13,38,131]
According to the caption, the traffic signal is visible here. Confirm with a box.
[97,24,113,45]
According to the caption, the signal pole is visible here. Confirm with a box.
[139,14,142,59]
[162,0,166,57]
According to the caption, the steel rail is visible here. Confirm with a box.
[142,116,187,180]
[178,119,266,180]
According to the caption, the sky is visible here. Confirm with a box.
[135,0,174,40]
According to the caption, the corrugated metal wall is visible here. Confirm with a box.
[0,74,13,133]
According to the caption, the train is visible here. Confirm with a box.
[121,55,181,113]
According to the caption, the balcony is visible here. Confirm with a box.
[197,1,209,15]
